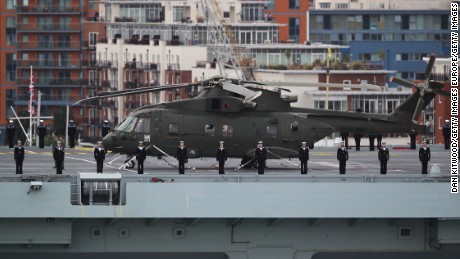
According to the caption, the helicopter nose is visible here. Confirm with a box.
[102,132,115,151]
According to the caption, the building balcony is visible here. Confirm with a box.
[17,41,81,50]
[16,78,82,88]
[124,81,149,89]
[16,59,81,69]
[17,23,81,32]
[125,101,140,110]
[123,62,159,71]
[15,94,76,106]
[82,60,114,69]
[416,73,450,82]
[17,5,81,14]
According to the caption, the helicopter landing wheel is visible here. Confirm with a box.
[127,160,135,169]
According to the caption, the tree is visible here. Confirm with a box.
[378,49,385,68]
[285,51,291,68]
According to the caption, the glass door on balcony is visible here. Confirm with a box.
[256,31,268,44]
[38,35,53,48]
[58,35,71,48]
[38,53,51,66]
[59,53,70,67]
[239,31,252,44]
[58,17,71,30]
[38,17,52,30]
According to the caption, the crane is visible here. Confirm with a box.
[200,0,254,81]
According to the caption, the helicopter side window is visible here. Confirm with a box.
[222,125,233,138]
[205,124,215,137]
[290,121,300,132]
[267,126,278,139]
[134,117,151,133]
[169,123,180,135]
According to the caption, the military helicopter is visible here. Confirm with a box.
[75,54,448,168]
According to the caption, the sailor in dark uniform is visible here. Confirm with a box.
[14,140,25,174]
[6,120,15,148]
[337,141,349,174]
[419,141,431,174]
[299,141,309,174]
[176,141,188,174]
[378,142,390,175]
[216,141,227,174]
[94,140,106,173]
[443,120,450,150]
[136,141,146,174]
[354,133,362,151]
[102,120,110,138]
[340,132,349,149]
[37,119,47,148]
[68,120,77,148]
[53,141,65,174]
[255,141,267,175]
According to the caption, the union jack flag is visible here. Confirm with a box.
[28,73,35,115]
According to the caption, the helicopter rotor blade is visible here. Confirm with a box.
[391,77,418,89]
[262,81,382,91]
[411,98,425,124]
[222,82,262,103]
[435,89,450,96]
[424,54,436,80]
[72,83,196,106]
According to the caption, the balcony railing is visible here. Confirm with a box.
[17,41,81,49]
[17,78,82,86]
[124,81,149,89]
[17,23,81,31]
[416,73,450,82]
[17,5,81,14]
[82,60,114,68]
[17,59,81,68]
[124,62,159,71]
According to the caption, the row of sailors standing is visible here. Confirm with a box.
[11,139,432,175]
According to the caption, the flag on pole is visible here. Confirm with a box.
[327,48,332,59]
[28,70,35,115]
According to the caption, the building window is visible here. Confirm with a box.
[6,0,16,9]
[289,0,300,9]
[336,3,348,9]
[289,18,300,43]
[6,17,16,46]
[89,32,98,46]
[319,3,331,9]
[168,123,179,135]
[6,54,16,82]
[241,3,264,21]
[222,125,233,138]
[204,124,215,138]
[173,6,185,22]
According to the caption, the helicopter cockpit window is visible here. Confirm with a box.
[168,123,179,135]
[205,124,215,138]
[267,126,278,139]
[222,125,233,138]
[290,121,300,132]
[115,116,138,132]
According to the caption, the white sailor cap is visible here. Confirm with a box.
[57,141,62,144]
[70,120,74,123]
[17,140,21,143]
[301,142,306,145]
[258,141,263,144]
[39,119,44,123]
[139,141,144,144]
[104,120,108,123]
[445,119,450,122]
[9,120,13,123]
[180,141,184,143]
[219,141,224,144]
[422,140,427,143]
[97,140,102,144]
